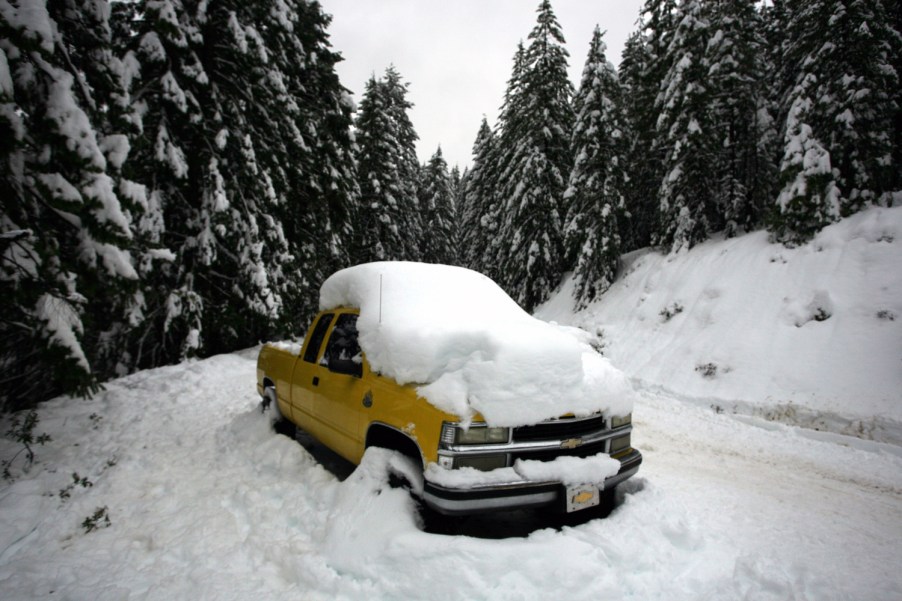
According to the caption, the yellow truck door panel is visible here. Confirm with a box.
[315,313,367,461]
[290,360,318,421]
[315,370,367,461]
[290,312,334,419]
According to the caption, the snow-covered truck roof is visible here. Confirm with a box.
[319,262,635,427]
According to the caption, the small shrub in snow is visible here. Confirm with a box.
[876,310,896,321]
[659,302,684,322]
[695,363,718,378]
[588,327,607,355]
[59,473,93,500]
[2,410,52,481]
[82,506,111,533]
[812,307,831,322]
[793,291,834,326]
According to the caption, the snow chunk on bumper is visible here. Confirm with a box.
[424,454,622,489]
[320,262,635,426]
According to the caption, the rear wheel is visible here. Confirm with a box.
[262,385,294,437]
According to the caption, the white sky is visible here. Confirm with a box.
[318,0,645,170]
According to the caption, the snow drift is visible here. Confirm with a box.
[319,262,635,426]
[538,205,902,444]
[1,349,899,600]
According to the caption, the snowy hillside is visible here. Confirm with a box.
[538,205,902,445]
[1,207,901,599]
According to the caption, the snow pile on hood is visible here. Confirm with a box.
[319,262,635,426]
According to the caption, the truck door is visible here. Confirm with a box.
[290,312,334,423]
[316,312,368,461]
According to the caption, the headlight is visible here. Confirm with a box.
[441,422,510,445]
[611,413,632,428]
[457,426,509,444]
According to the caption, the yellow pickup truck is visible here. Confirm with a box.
[256,262,641,515]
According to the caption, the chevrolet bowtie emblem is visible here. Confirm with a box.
[560,438,583,449]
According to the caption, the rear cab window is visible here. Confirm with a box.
[302,313,334,364]
[321,313,363,378]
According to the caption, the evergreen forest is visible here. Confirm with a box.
[1,0,899,410]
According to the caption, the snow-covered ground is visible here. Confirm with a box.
[538,205,902,445]
[1,207,900,599]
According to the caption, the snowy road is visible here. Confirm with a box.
[1,349,900,600]
[630,389,902,599]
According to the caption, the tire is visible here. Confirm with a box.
[261,386,281,418]
[263,386,294,437]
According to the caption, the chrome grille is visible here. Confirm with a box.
[511,438,608,463]
[512,414,606,442]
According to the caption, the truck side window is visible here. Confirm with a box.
[322,314,363,378]
[302,313,334,364]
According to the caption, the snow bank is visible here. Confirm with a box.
[1,348,900,599]
[538,206,902,444]
[320,262,635,426]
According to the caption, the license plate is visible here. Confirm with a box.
[565,483,600,513]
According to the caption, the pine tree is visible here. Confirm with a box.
[705,0,775,236]
[620,0,679,252]
[218,0,359,330]
[655,0,718,253]
[458,117,497,272]
[771,0,899,243]
[449,163,464,261]
[118,0,359,361]
[764,0,792,113]
[353,70,423,262]
[890,0,902,194]
[449,165,463,204]
[494,1,573,310]
[618,31,653,252]
[816,0,897,212]
[418,148,457,265]
[190,1,293,354]
[0,0,141,409]
[381,66,424,260]
[564,26,627,309]
[772,86,842,243]
[1,0,361,407]
[480,42,526,282]
[117,0,213,364]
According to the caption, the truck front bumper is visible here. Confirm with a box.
[422,449,642,515]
